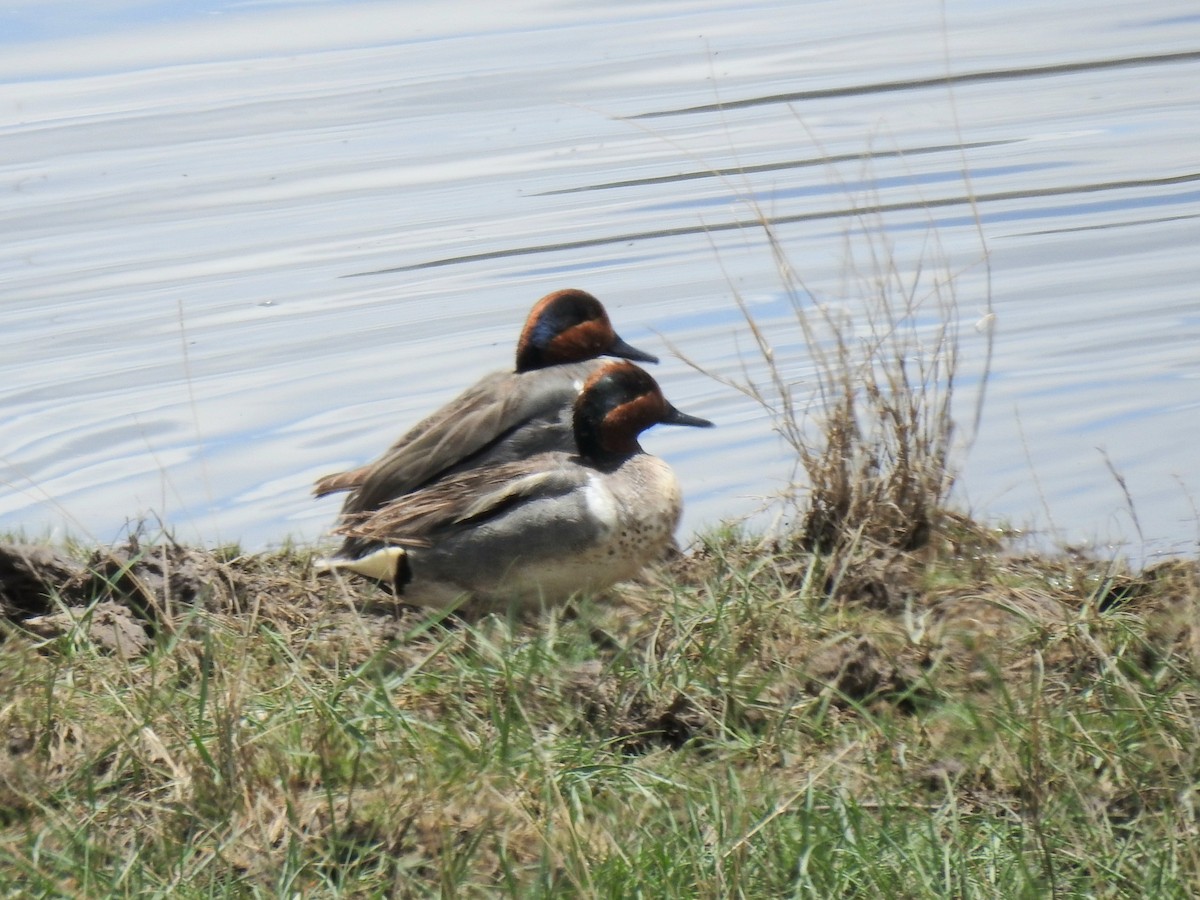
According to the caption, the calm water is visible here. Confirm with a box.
[2,0,1199,560]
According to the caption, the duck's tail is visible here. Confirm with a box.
[313,545,408,586]
[312,465,371,498]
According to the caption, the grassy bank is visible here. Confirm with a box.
[1,525,1198,896]
[4,218,1196,896]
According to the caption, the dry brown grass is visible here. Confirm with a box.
[681,178,991,578]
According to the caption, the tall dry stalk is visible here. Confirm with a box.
[729,216,976,556]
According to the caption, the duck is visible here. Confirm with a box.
[313,289,659,527]
[314,361,713,613]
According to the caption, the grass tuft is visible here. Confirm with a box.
[687,193,989,576]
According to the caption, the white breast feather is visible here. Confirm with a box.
[582,473,619,533]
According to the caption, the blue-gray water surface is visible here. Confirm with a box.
[2,0,1198,561]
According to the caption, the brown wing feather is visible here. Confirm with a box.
[345,378,547,512]
[337,456,580,547]
[332,365,592,516]
[312,370,515,501]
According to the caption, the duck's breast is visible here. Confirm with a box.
[602,453,683,566]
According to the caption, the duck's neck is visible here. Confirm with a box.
[574,420,641,468]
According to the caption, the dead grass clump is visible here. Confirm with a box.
[733,219,976,562]
[0,533,427,668]
[804,635,926,711]
[0,536,233,636]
